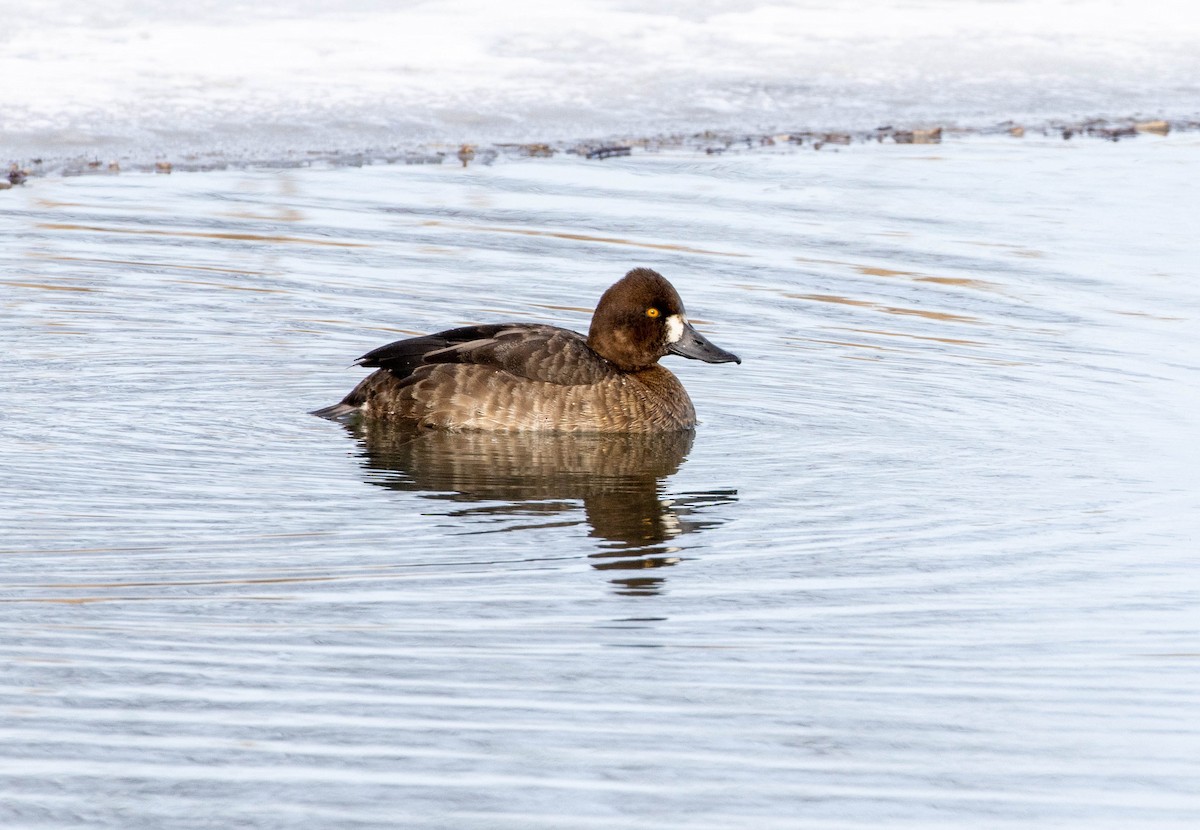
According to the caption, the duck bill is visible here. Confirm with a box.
[668,321,741,364]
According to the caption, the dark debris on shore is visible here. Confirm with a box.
[2,117,1192,188]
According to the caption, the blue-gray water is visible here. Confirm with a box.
[2,135,1199,827]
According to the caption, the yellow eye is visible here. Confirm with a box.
[646,308,660,318]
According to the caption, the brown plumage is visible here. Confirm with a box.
[311,268,740,432]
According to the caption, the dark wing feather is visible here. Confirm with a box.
[358,324,612,386]
[356,325,510,378]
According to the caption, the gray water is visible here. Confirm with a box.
[3,135,1199,828]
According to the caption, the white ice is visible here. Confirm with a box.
[1,0,1198,163]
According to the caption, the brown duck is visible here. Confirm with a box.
[311,267,740,431]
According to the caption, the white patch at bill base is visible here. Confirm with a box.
[665,314,685,343]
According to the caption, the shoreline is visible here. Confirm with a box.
[4,115,1194,187]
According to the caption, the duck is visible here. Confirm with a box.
[311,267,740,432]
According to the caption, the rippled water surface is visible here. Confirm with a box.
[3,136,1199,827]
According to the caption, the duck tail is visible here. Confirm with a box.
[312,369,381,419]
[310,399,361,420]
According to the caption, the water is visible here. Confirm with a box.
[2,132,1199,827]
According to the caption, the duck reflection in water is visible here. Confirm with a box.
[344,421,736,595]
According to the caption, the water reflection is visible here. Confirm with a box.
[343,422,736,594]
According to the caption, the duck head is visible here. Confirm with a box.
[587,268,741,371]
